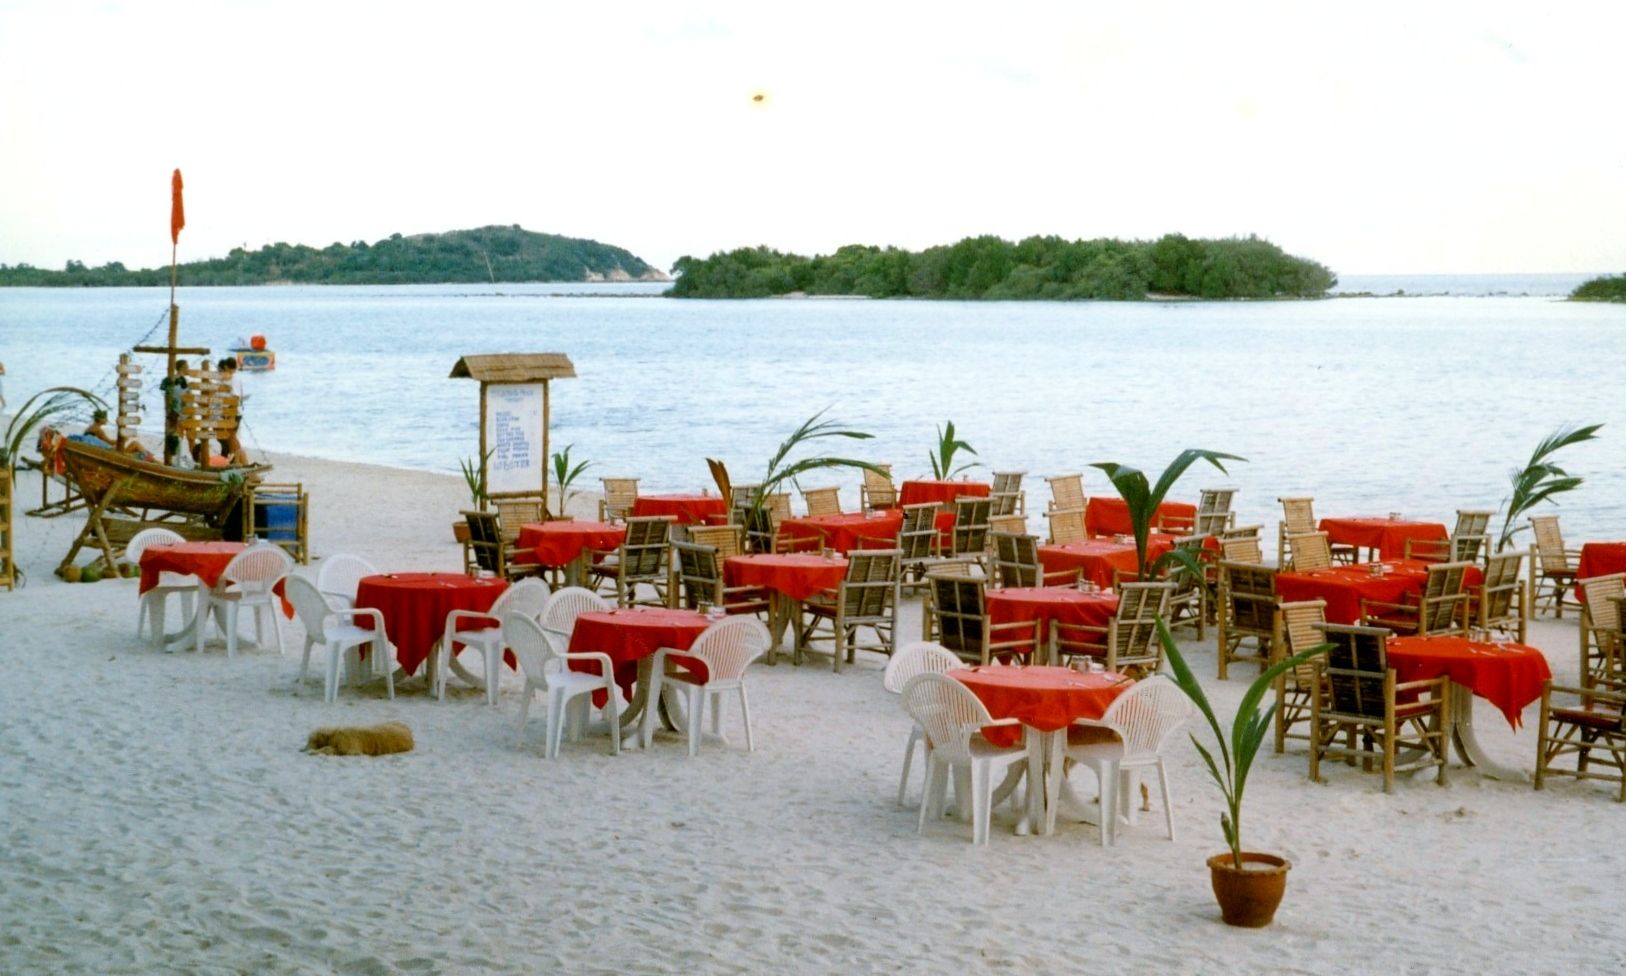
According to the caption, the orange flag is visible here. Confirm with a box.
[170,169,185,244]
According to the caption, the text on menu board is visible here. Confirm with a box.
[486,383,544,495]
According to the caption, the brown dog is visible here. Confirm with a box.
[304,722,414,756]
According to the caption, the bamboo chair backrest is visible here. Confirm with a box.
[840,548,900,618]
[494,498,545,544]
[1166,535,1209,598]
[1279,497,1317,536]
[1419,560,1472,634]
[1478,552,1523,624]
[991,532,1042,588]
[1278,599,1329,658]
[862,464,897,511]
[1046,508,1085,545]
[989,471,1025,517]
[1580,574,1626,632]
[689,524,743,558]
[1221,561,1277,636]
[1198,488,1236,519]
[1111,582,1173,665]
[463,510,505,576]
[1448,533,1487,563]
[672,541,723,603]
[802,486,842,517]
[1220,534,1263,565]
[619,516,673,578]
[600,478,640,521]
[987,514,1028,536]
[1528,515,1572,572]
[1046,474,1085,513]
[1453,509,1494,539]
[1317,622,1393,719]
[730,483,761,526]
[1287,531,1332,571]
[948,497,992,557]
[898,503,940,560]
[764,492,792,521]
[928,573,988,662]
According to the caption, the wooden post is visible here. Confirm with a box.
[478,381,489,512]
[0,467,13,590]
[164,304,179,463]
[541,379,551,516]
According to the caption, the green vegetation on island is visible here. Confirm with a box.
[668,234,1336,300]
[0,226,664,286]
[1570,274,1626,303]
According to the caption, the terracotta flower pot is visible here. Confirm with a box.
[452,521,470,544]
[1207,852,1290,928]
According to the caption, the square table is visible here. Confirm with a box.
[777,511,903,554]
[1319,517,1448,560]
[898,479,991,510]
[985,587,1120,662]
[1038,535,1176,590]
[1576,542,1626,602]
[1084,497,1195,538]
[724,553,848,664]
[1275,559,1483,625]
[630,494,728,525]
[516,520,626,586]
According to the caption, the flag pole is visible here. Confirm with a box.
[165,169,184,464]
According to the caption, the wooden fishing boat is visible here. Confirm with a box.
[58,437,265,521]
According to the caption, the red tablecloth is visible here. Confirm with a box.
[515,521,626,567]
[1038,535,1177,590]
[353,573,509,676]
[1577,542,1626,601]
[986,588,1119,645]
[1319,517,1448,560]
[778,511,902,553]
[138,541,291,617]
[568,607,713,704]
[630,494,727,525]
[724,553,849,601]
[1084,497,1197,538]
[1386,635,1551,728]
[951,665,1132,748]
[898,479,991,509]
[1275,559,1483,625]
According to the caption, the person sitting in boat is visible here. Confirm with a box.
[82,409,154,461]
[218,357,250,466]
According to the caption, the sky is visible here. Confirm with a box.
[2,0,1623,277]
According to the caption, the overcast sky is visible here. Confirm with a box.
[2,0,1622,277]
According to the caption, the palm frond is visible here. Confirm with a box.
[2,387,107,469]
[1496,424,1601,550]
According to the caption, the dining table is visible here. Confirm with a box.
[1319,516,1448,561]
[567,606,714,728]
[1386,634,1551,781]
[629,494,728,525]
[353,573,509,679]
[1038,535,1176,590]
[1084,497,1195,538]
[950,665,1134,835]
[136,541,292,650]
[516,520,626,585]
[985,587,1120,662]
[777,511,903,553]
[1575,541,1626,601]
[898,479,991,510]
[1275,558,1484,625]
[723,553,848,664]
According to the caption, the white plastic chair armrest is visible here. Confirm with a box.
[444,607,500,631]
[332,607,388,632]
[557,651,615,675]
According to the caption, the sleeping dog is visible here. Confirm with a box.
[304,722,414,756]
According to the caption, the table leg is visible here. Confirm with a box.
[765,593,790,665]
[1015,727,1046,836]
[1449,682,1529,782]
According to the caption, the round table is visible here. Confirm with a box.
[137,541,292,649]
[777,511,902,553]
[353,573,509,678]
[898,479,990,510]
[1084,497,1195,538]
[1387,635,1551,782]
[630,494,728,525]
[1319,517,1448,560]
[568,607,713,720]
[725,554,849,663]
[986,587,1120,654]
[516,521,626,584]
[1275,559,1484,625]
[1038,537,1175,591]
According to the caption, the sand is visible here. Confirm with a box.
[0,450,1620,975]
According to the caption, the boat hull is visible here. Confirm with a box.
[59,439,267,521]
[232,349,275,371]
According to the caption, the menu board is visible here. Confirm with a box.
[485,383,544,495]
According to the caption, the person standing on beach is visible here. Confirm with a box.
[218,356,250,465]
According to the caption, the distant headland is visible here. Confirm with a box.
[1570,274,1626,302]
[0,226,668,286]
[667,234,1336,301]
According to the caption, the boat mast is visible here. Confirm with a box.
[131,169,208,465]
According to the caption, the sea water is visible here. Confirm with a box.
[2,276,1622,542]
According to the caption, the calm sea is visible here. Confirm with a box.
[3,273,1622,543]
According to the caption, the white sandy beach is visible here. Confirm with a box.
[1,450,1621,975]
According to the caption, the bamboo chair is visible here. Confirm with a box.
[1406,509,1494,564]
[743,492,793,553]
[1308,623,1450,793]
[598,477,640,523]
[1277,497,1317,567]
[897,502,943,592]
[801,486,842,517]
[990,532,1078,589]
[1359,561,1472,637]
[1273,599,1328,752]
[1284,531,1333,572]
[1194,487,1237,537]
[1216,561,1276,680]
[1053,582,1174,673]
[860,464,897,513]
[914,497,993,579]
[1534,678,1626,802]
[1472,551,1527,643]
[688,523,744,559]
[1046,473,1085,513]
[587,515,674,607]
[729,483,761,533]
[798,548,901,671]
[1578,574,1625,689]
[924,572,1041,665]
[989,471,1026,517]
[1161,534,1210,640]
[494,497,546,531]
[462,510,545,583]
[1220,534,1263,565]
[1045,508,1086,545]
[987,513,1027,536]
[1529,515,1582,617]
[670,540,768,615]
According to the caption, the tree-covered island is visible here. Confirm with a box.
[668,234,1336,300]
[1570,274,1626,302]
[0,226,665,286]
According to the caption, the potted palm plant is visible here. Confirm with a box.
[453,450,490,542]
[1092,448,1244,580]
[550,443,592,518]
[928,420,978,479]
[1493,423,1601,551]
[749,410,885,547]
[1159,619,1327,927]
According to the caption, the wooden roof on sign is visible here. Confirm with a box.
[449,353,577,382]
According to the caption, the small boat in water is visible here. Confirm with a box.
[230,334,275,371]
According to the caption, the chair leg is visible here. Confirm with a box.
[640,667,664,749]
[604,686,622,756]
[898,727,921,808]
[382,645,395,700]
[324,642,340,704]
[738,684,755,752]
[224,603,240,658]
[687,686,705,757]
[546,686,567,759]
[1097,761,1117,846]
[517,685,534,738]
[485,641,501,706]
[1155,761,1175,841]
[918,759,940,834]
[709,691,724,741]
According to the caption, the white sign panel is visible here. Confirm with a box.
[485,383,544,496]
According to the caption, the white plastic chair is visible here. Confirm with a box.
[126,527,197,648]
[286,576,396,703]
[315,552,379,609]
[197,542,293,657]
[538,586,611,647]
[883,641,965,808]
[1043,674,1194,844]
[640,616,770,757]
[900,672,1028,845]
[435,577,551,704]
[505,612,622,758]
